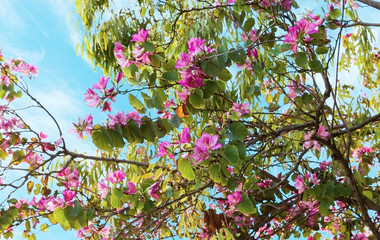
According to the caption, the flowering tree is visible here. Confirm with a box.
[1,0,380,239]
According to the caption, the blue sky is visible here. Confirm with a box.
[0,0,102,239]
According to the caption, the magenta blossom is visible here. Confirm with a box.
[84,88,100,107]
[98,180,109,199]
[108,111,128,128]
[132,46,152,65]
[178,66,205,89]
[227,191,242,205]
[232,102,250,117]
[188,37,206,55]
[280,0,293,11]
[157,141,174,159]
[70,114,93,139]
[62,189,76,202]
[106,170,126,183]
[195,133,222,151]
[149,182,160,199]
[192,146,210,163]
[176,88,191,103]
[131,29,149,43]
[284,26,298,54]
[126,181,137,194]
[114,42,124,52]
[296,18,318,35]
[180,127,190,144]
[126,110,142,125]
[93,76,109,92]
[175,53,191,69]
[294,174,305,194]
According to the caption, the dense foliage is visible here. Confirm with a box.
[1,0,380,239]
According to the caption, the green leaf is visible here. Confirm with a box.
[64,206,78,222]
[219,69,232,81]
[129,94,145,111]
[201,58,221,77]
[223,145,240,165]
[319,197,333,216]
[189,90,205,109]
[111,194,123,209]
[140,120,156,142]
[237,193,256,214]
[178,159,195,180]
[54,208,71,230]
[295,52,307,68]
[168,114,181,128]
[203,80,217,99]
[243,18,255,32]
[209,164,222,184]
[229,48,246,64]
[162,71,178,81]
[142,42,155,53]
[107,129,125,148]
[363,190,373,200]
[309,60,323,72]
[152,90,165,111]
[92,125,112,151]
[229,122,248,140]
[316,46,329,54]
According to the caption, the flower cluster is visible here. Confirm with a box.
[284,18,320,53]
[352,146,375,164]
[176,38,214,89]
[70,114,93,139]
[84,76,118,112]
[304,125,328,151]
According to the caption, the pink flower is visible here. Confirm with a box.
[98,180,109,199]
[106,170,126,183]
[149,182,160,199]
[178,66,205,89]
[164,99,176,109]
[296,18,318,35]
[70,114,93,139]
[116,72,123,83]
[241,29,258,42]
[175,53,191,69]
[132,46,152,65]
[176,88,191,103]
[188,38,207,55]
[131,29,149,43]
[126,110,142,125]
[317,125,328,140]
[294,175,305,194]
[180,128,190,144]
[0,75,10,86]
[39,131,48,140]
[280,0,293,10]
[311,173,319,185]
[126,181,137,194]
[192,146,210,163]
[62,189,76,202]
[157,141,174,159]
[114,42,124,52]
[284,26,298,53]
[108,111,128,128]
[232,102,250,117]
[101,101,112,112]
[93,76,109,92]
[195,133,222,151]
[84,88,100,107]
[227,192,242,205]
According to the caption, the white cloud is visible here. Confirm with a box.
[0,0,25,31]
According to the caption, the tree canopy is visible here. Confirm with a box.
[1,0,380,239]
